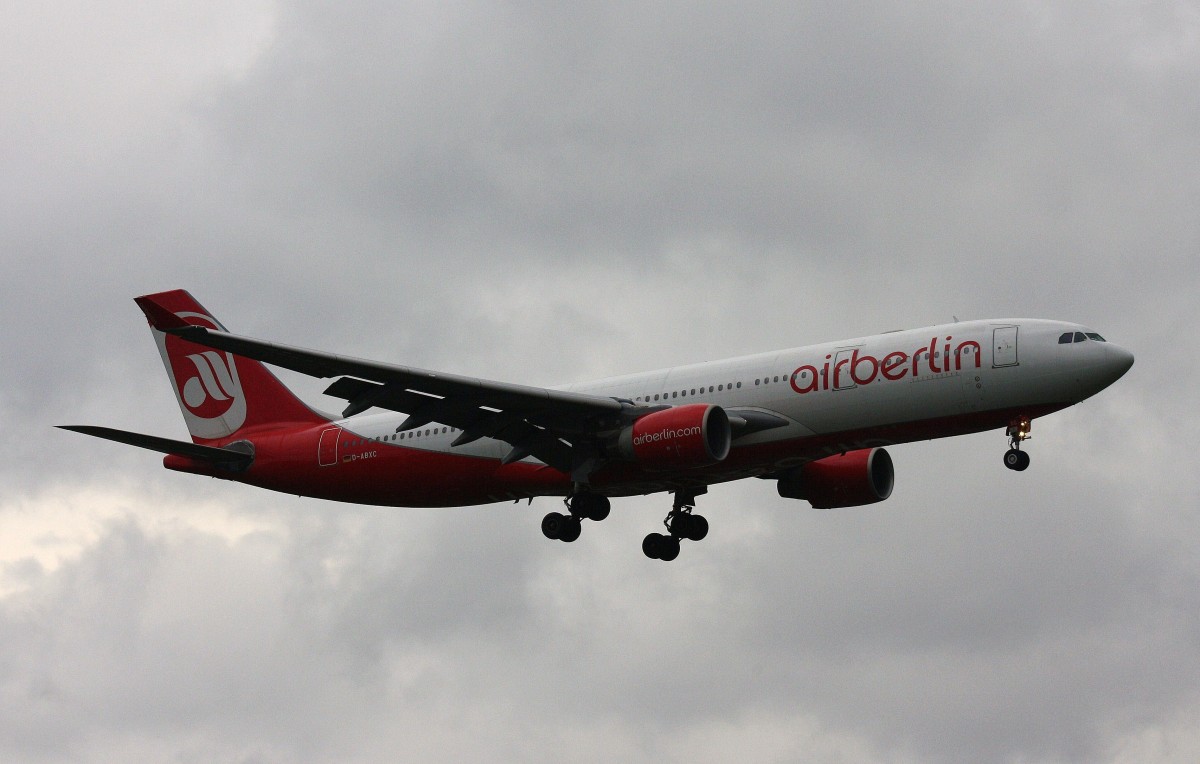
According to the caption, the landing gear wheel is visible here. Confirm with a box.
[668,512,709,542]
[667,513,692,538]
[1003,449,1030,471]
[642,532,679,561]
[588,498,610,522]
[541,512,566,540]
[657,535,680,561]
[571,493,610,522]
[1004,417,1032,472]
[559,516,582,542]
[642,533,664,559]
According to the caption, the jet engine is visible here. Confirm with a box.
[777,447,894,508]
[618,404,731,470]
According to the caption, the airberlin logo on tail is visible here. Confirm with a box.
[177,350,240,418]
[157,312,247,438]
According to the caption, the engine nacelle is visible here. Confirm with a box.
[777,447,894,508]
[618,404,731,470]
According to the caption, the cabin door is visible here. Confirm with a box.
[318,426,341,466]
[992,326,1019,368]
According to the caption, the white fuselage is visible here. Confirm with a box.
[327,319,1132,495]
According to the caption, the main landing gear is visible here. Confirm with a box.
[642,489,709,562]
[541,491,611,543]
[1004,416,1032,472]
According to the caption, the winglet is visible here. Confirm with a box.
[133,293,193,331]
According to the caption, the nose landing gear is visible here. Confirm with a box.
[643,489,709,562]
[1004,416,1032,471]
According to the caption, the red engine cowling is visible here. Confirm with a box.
[777,448,894,508]
[618,404,731,470]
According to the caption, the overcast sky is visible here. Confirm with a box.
[2,2,1198,762]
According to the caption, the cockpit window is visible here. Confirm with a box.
[1060,331,1108,344]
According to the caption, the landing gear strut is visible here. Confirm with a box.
[541,490,610,543]
[1004,416,1032,472]
[643,489,709,562]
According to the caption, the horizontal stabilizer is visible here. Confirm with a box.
[57,425,254,468]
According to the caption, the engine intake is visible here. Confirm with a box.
[618,404,731,470]
[777,447,894,508]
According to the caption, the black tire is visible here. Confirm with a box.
[1015,450,1031,471]
[541,512,565,540]
[687,514,709,542]
[658,536,681,562]
[559,516,582,542]
[588,496,611,522]
[642,533,663,559]
[668,513,692,538]
[1004,449,1022,471]
[573,493,610,522]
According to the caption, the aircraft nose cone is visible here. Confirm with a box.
[1104,343,1135,382]
[1071,341,1134,400]
[1099,343,1132,386]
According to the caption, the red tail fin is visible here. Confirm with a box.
[135,290,328,444]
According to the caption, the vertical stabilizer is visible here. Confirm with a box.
[134,289,328,444]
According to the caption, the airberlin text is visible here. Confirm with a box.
[633,426,702,446]
[790,337,981,394]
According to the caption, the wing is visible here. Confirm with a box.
[136,294,634,477]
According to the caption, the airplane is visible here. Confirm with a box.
[60,289,1134,561]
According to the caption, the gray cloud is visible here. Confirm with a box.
[3,1,1198,762]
